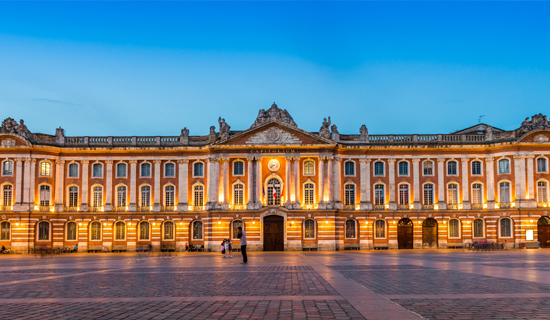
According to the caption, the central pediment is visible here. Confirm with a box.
[246,127,301,144]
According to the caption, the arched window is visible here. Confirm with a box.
[537,158,548,173]
[344,161,355,176]
[472,183,483,205]
[447,183,458,205]
[304,183,315,205]
[193,185,204,206]
[374,184,384,205]
[40,161,51,176]
[374,161,385,176]
[449,219,460,238]
[232,220,243,240]
[92,186,103,208]
[141,186,151,207]
[498,159,510,174]
[1,221,10,240]
[40,185,50,206]
[38,221,50,241]
[90,221,101,241]
[499,182,510,203]
[116,163,127,178]
[471,160,482,175]
[538,181,548,203]
[345,220,356,238]
[233,161,244,176]
[66,221,77,241]
[344,184,355,206]
[304,160,314,176]
[304,219,315,239]
[266,178,282,206]
[2,160,13,176]
[115,221,125,240]
[116,186,127,208]
[165,185,175,207]
[398,161,409,176]
[163,221,174,240]
[68,163,78,178]
[192,221,203,239]
[423,184,434,205]
[92,163,103,178]
[68,186,78,208]
[398,184,409,205]
[473,219,484,238]
[193,162,204,177]
[140,163,151,178]
[165,163,175,177]
[500,218,512,238]
[447,161,458,175]
[233,183,244,205]
[375,220,386,239]
[423,161,433,176]
[2,184,13,207]
[139,221,150,240]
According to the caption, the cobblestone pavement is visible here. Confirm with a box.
[1,250,550,319]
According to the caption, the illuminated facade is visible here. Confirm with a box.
[1,104,550,252]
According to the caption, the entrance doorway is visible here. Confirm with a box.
[398,218,413,249]
[538,216,550,248]
[422,218,438,249]
[263,215,284,251]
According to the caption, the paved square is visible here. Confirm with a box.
[1,250,550,319]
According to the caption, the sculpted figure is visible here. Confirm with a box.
[218,117,231,139]
[16,119,30,137]
[210,126,216,135]
[360,124,368,136]
[181,127,189,137]
[331,124,339,134]
[319,117,331,139]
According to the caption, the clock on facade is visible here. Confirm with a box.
[268,158,280,172]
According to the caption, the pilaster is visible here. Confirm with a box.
[55,160,65,212]
[127,160,137,211]
[461,157,471,209]
[412,158,421,210]
[80,160,89,212]
[485,157,495,209]
[153,160,161,212]
[388,158,396,210]
[246,156,254,208]
[104,160,113,212]
[437,157,446,210]
[177,159,189,211]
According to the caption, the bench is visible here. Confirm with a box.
[523,242,540,249]
[136,245,152,252]
[161,244,176,252]
[189,245,204,252]
[448,245,464,249]
[87,245,103,253]
[112,245,127,252]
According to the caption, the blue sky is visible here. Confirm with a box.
[0,2,549,137]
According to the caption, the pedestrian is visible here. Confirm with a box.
[227,239,233,258]
[221,239,226,257]
[237,226,247,264]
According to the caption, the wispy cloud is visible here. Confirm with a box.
[32,98,82,107]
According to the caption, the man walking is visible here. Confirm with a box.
[237,226,247,264]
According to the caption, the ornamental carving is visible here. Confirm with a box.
[1,139,15,147]
[519,113,550,135]
[246,127,301,145]
[251,103,297,128]
[534,134,549,142]
[1,117,30,138]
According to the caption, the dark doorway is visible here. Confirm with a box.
[538,217,550,248]
[422,218,438,249]
[398,218,414,249]
[264,215,284,251]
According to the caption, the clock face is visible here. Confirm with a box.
[268,159,280,172]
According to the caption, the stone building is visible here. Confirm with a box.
[1,103,550,253]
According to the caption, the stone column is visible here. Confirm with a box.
[318,157,325,208]
[461,158,470,209]
[437,158,446,210]
[255,157,262,206]
[285,156,291,206]
[388,158,396,210]
[412,158,421,209]
[153,160,161,212]
[128,160,137,211]
[29,159,36,208]
[485,157,495,209]
[221,157,229,209]
[293,156,300,207]
[105,160,113,212]
[22,158,31,209]
[327,156,334,204]
[205,157,212,207]
[13,158,24,211]
[519,155,529,207]
[359,158,371,210]
[526,155,536,207]
[246,156,254,208]
[55,160,65,212]
[177,159,189,211]
[80,160,89,211]
[333,157,342,209]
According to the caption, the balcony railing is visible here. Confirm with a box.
[64,206,79,212]
[0,206,13,211]
[422,204,434,210]
[373,204,385,210]
[397,204,410,210]
[471,203,484,209]
[343,205,356,211]
[89,206,103,212]
[38,206,53,212]
[114,206,127,212]
[136,206,151,212]
[537,202,550,208]
[230,204,247,210]
[497,202,512,209]
[447,204,460,210]
[160,206,176,212]
[190,205,205,211]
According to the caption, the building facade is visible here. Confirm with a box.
[1,104,550,253]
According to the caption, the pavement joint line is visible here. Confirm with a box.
[383,292,550,300]
[0,267,136,287]
[0,295,347,303]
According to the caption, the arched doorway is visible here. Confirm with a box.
[264,215,284,251]
[422,218,438,249]
[538,217,550,248]
[398,218,413,249]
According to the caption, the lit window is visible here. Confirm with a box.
[68,186,78,207]
[40,185,50,206]
[537,158,547,173]
[447,161,458,175]
[374,161,384,176]
[232,220,243,240]
[141,186,151,207]
[193,185,204,206]
[472,183,483,205]
[423,161,433,176]
[66,222,77,241]
[449,219,460,238]
[90,221,101,241]
[2,160,13,176]
[500,218,512,237]
[399,184,409,205]
[423,184,434,205]
[374,184,385,205]
[267,178,282,206]
[447,184,458,205]
[139,221,150,240]
[499,182,510,203]
[473,219,484,238]
[233,184,244,205]
[233,161,244,176]
[163,221,174,240]
[165,163,175,177]
[92,186,103,208]
[344,184,355,206]
[165,186,175,207]
[117,186,127,208]
[345,220,356,238]
[304,160,314,176]
[344,161,355,176]
[398,161,409,176]
[304,219,315,239]
[193,162,204,177]
[40,162,51,176]
[92,163,102,178]
[304,183,314,205]
[192,221,203,239]
[68,163,78,178]
[537,181,548,203]
[116,163,127,178]
[115,221,125,240]
[471,161,482,175]
[1,221,10,240]
[2,184,13,206]
[375,220,386,239]
[38,221,49,241]
[498,159,510,174]
[141,163,151,177]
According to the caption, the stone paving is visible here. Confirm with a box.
[1,250,550,319]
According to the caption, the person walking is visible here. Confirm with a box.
[227,239,233,258]
[237,226,247,264]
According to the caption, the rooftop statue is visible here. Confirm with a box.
[1,117,31,138]
[250,103,297,128]
[518,113,550,136]
[218,117,231,140]
[319,117,331,139]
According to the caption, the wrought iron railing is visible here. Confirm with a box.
[471,203,484,209]
[497,202,512,209]
[136,206,151,212]
[537,202,550,208]
[397,204,410,210]
[447,204,459,210]
[373,204,385,210]
[343,205,356,211]
[422,204,434,210]
[63,206,79,212]
[0,206,13,211]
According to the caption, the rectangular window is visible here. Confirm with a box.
[233,161,244,175]
[344,185,355,206]
[40,185,50,206]
[194,163,204,177]
[538,158,547,173]
[447,161,458,175]
[68,163,78,178]
[447,184,458,205]
[472,161,482,175]
[374,162,384,176]
[2,161,13,176]
[233,184,244,205]
[423,161,433,175]
[344,161,355,176]
[165,163,175,177]
[423,184,433,205]
[538,181,548,203]
[499,182,510,203]
[165,186,175,207]
[499,159,510,174]
[3,185,13,206]
[164,222,174,240]
[141,186,151,207]
[398,185,409,205]
[398,162,409,176]
[500,219,511,237]
[374,184,384,205]
[472,184,483,205]
[117,163,127,178]
[40,162,51,176]
[141,163,151,177]
[304,183,314,205]
[345,220,356,238]
[66,222,77,241]
[304,220,315,239]
[92,163,102,178]
[449,220,460,238]
[93,187,102,208]
[117,186,126,207]
[473,219,484,238]
[69,187,78,207]
[375,220,385,238]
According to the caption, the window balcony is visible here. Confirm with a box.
[495,202,514,209]
[136,206,152,212]
[302,203,318,210]
[447,204,461,210]
[190,205,205,211]
[537,202,550,208]
[422,204,435,210]
[114,206,128,212]
[397,204,410,210]
[343,204,356,211]
[0,206,13,211]
[373,204,386,210]
[160,206,177,212]
[63,206,79,212]
[89,206,104,212]
[471,203,484,210]
[37,206,54,212]
[230,204,246,210]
